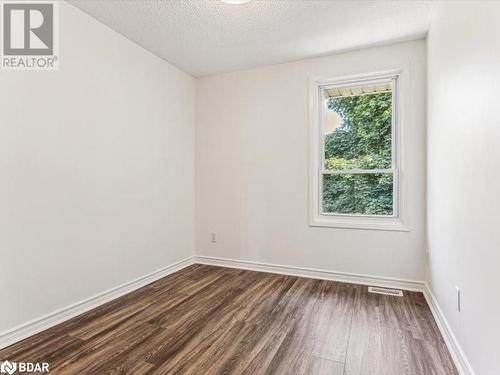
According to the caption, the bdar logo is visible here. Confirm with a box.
[0,360,17,375]
[0,360,49,374]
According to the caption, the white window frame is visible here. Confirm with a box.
[309,70,408,231]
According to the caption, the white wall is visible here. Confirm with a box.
[427,2,500,374]
[196,40,427,281]
[0,3,195,332]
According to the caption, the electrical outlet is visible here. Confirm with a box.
[455,286,461,312]
[210,232,217,243]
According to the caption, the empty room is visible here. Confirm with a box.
[1,0,499,374]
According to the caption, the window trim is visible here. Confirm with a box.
[309,69,409,231]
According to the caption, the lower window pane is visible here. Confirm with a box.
[322,173,394,216]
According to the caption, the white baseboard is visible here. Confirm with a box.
[194,255,425,291]
[423,284,475,375]
[0,256,195,350]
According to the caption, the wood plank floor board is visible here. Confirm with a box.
[54,323,162,374]
[311,282,356,363]
[202,278,314,374]
[407,335,459,375]
[4,334,86,370]
[305,357,345,375]
[237,275,298,324]
[0,265,458,375]
[343,285,383,375]
[143,272,273,373]
[183,277,298,374]
[258,279,329,375]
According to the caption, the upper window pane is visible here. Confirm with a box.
[323,81,393,170]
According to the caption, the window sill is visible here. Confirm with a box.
[309,215,409,232]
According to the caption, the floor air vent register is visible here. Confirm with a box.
[368,286,404,297]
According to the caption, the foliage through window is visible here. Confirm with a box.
[320,78,397,216]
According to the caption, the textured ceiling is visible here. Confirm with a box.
[69,0,433,77]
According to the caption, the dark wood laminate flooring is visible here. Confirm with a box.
[0,265,458,375]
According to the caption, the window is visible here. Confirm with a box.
[309,71,407,231]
